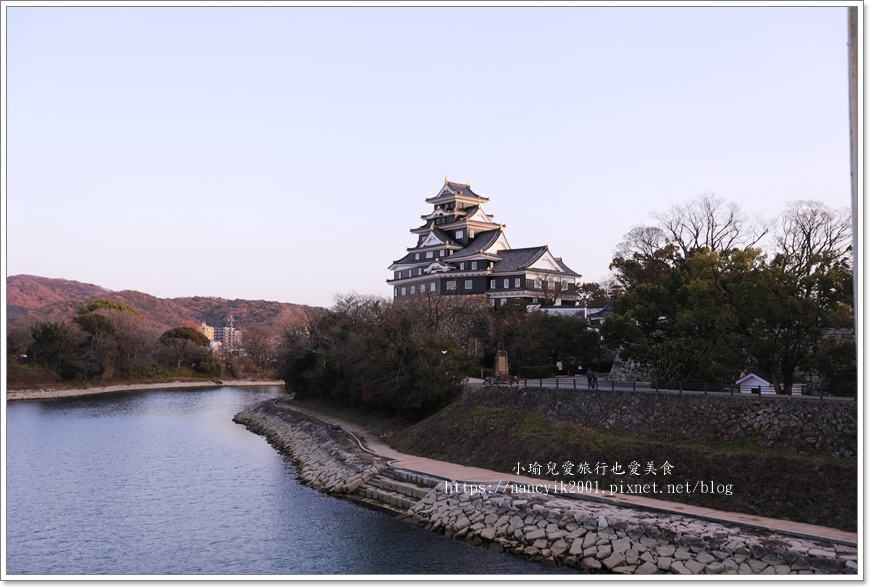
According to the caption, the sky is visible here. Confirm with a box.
[3,2,859,308]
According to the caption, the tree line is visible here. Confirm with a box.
[602,196,854,393]
[6,300,284,387]
[277,292,605,421]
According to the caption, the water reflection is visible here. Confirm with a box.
[6,387,572,575]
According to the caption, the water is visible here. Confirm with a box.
[6,387,570,576]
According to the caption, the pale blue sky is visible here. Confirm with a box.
[5,5,856,307]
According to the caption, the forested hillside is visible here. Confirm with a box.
[7,275,321,334]
[6,275,325,387]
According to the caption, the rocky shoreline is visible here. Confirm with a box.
[233,399,859,576]
[6,380,285,402]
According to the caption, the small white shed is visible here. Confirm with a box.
[735,373,776,395]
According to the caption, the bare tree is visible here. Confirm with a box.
[609,225,679,291]
[242,325,280,373]
[400,291,491,343]
[774,200,852,278]
[331,291,386,328]
[7,321,33,361]
[613,225,671,261]
[653,192,770,258]
[536,277,566,306]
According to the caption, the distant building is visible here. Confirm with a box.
[213,326,242,350]
[200,322,215,341]
[388,179,583,308]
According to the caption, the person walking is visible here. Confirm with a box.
[586,366,595,389]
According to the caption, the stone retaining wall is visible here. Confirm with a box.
[232,400,389,494]
[233,400,857,575]
[409,485,857,575]
[472,387,856,457]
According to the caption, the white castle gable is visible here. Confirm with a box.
[420,231,445,247]
[529,251,562,272]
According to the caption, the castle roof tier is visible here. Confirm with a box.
[491,246,581,277]
[425,180,489,205]
[389,179,583,308]
[411,204,501,235]
[443,227,510,261]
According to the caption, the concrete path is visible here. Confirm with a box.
[275,399,857,546]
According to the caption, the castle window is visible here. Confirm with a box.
[490,279,496,288]
[504,278,510,288]
[459,262,465,270]
[464,280,473,290]
[446,281,457,291]
[410,285,416,294]
[401,287,407,295]
[418,268,423,276]
[515,277,521,288]
[456,230,464,239]
[429,282,436,292]
[415,253,420,260]
[426,251,433,259]
[469,230,475,238]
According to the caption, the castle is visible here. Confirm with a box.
[388,179,582,308]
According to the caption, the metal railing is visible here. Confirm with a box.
[475,376,857,401]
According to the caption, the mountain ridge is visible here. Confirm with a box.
[7,274,324,334]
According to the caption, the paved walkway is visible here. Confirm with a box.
[275,399,857,546]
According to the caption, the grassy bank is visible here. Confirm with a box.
[290,397,413,437]
[393,394,857,532]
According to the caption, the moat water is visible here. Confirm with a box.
[6,386,570,575]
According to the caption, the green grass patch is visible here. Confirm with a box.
[393,397,857,531]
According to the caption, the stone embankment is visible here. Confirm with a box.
[411,487,857,575]
[233,400,858,576]
[232,400,390,494]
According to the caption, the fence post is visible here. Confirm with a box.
[704,382,707,395]
[573,378,576,390]
[633,380,636,391]
[679,382,682,394]
[655,381,659,393]
[556,378,559,389]
[539,379,542,388]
